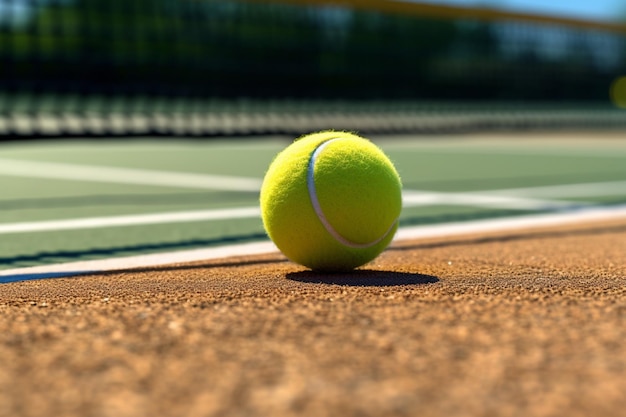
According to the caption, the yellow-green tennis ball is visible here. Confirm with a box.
[260,130,402,272]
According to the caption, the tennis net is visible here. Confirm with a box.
[0,0,625,137]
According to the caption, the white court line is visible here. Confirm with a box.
[0,156,622,206]
[0,139,287,154]
[482,180,626,198]
[386,147,626,158]
[0,241,278,281]
[0,181,617,235]
[380,138,626,158]
[0,158,262,191]
[0,207,261,234]
[2,204,626,281]
[401,190,582,210]
[0,156,622,235]
[394,204,626,241]
[0,192,580,235]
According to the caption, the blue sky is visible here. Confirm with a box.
[419,0,626,22]
[1,0,625,24]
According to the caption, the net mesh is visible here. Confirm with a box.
[0,0,625,137]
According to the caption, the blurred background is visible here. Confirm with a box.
[0,0,625,137]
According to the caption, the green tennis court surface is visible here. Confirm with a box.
[1,133,626,272]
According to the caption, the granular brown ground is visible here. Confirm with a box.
[1,219,625,417]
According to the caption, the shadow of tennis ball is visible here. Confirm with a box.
[286,270,439,287]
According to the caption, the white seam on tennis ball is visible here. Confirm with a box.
[307,138,398,249]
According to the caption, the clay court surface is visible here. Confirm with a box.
[2,216,625,417]
[1,132,626,416]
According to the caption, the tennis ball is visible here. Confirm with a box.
[260,131,402,272]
